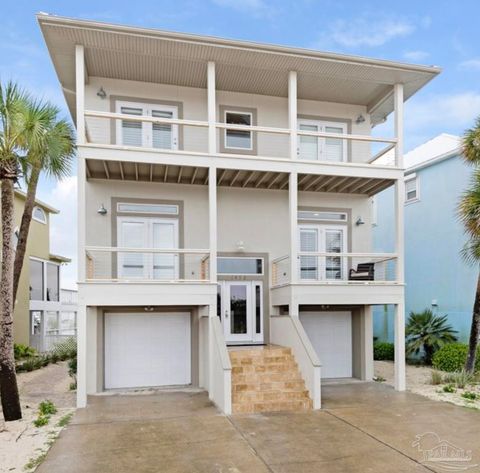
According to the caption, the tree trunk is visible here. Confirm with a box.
[465,272,480,373]
[12,166,40,301]
[0,179,22,421]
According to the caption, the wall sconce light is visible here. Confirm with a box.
[97,204,107,216]
[144,306,155,312]
[355,217,365,226]
[236,240,245,252]
[431,299,438,307]
[97,86,107,99]
[355,114,366,124]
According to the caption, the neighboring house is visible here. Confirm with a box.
[8,188,77,352]
[39,14,439,413]
[372,134,477,342]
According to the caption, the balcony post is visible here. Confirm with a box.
[394,301,406,391]
[289,171,298,288]
[394,83,405,284]
[75,44,86,144]
[209,166,217,283]
[207,61,216,154]
[288,70,298,160]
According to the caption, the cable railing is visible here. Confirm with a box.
[83,109,398,166]
[85,246,211,282]
[272,252,399,286]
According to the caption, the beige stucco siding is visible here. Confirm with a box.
[85,77,372,163]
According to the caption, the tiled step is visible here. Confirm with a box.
[229,344,313,414]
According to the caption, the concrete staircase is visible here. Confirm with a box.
[229,345,313,414]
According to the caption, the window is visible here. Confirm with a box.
[46,263,59,301]
[30,259,44,300]
[298,119,348,162]
[405,176,418,202]
[116,101,178,150]
[225,111,252,150]
[46,311,59,335]
[60,311,76,335]
[298,210,347,222]
[30,311,42,336]
[117,202,179,215]
[33,206,47,224]
[217,257,263,275]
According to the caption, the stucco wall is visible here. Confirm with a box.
[85,76,372,163]
[373,155,478,342]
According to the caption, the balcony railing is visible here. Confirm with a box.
[85,247,211,282]
[272,252,398,286]
[83,110,397,166]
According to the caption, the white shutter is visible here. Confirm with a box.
[152,221,177,279]
[299,228,318,280]
[298,123,319,160]
[324,126,345,162]
[118,219,148,278]
[152,109,174,149]
[120,106,143,146]
[325,229,343,280]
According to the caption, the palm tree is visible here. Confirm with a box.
[12,102,75,301]
[458,116,480,372]
[406,309,458,365]
[0,82,29,421]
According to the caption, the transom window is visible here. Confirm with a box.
[405,176,418,202]
[29,259,59,301]
[217,257,263,275]
[298,119,348,162]
[116,101,178,150]
[224,111,252,150]
[298,210,348,222]
[117,202,179,215]
[33,206,47,224]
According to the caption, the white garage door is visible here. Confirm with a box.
[105,312,191,389]
[300,311,352,378]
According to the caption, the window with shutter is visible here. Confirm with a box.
[298,119,347,162]
[299,228,319,280]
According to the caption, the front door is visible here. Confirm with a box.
[218,281,263,344]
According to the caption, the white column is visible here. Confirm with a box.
[394,302,406,391]
[209,166,217,283]
[363,306,374,381]
[76,303,87,407]
[289,171,298,290]
[394,83,405,284]
[75,44,85,144]
[207,61,216,154]
[288,71,298,160]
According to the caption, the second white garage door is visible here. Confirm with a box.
[105,312,191,389]
[300,311,352,378]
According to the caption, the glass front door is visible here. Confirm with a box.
[218,281,263,344]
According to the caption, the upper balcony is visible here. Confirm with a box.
[38,13,440,185]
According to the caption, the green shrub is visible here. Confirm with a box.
[432,344,480,373]
[430,370,443,385]
[14,344,36,360]
[443,384,456,393]
[373,342,395,361]
[39,400,57,416]
[33,415,50,427]
[461,391,479,401]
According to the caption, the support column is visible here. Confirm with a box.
[363,306,374,381]
[207,61,216,154]
[288,71,298,160]
[209,167,217,283]
[394,302,406,391]
[289,171,298,285]
[76,304,87,407]
[75,44,85,145]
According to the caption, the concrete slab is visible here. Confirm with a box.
[37,384,480,473]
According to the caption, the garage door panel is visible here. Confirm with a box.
[300,311,352,378]
[105,312,191,389]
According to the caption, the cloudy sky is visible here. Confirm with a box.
[2,0,480,287]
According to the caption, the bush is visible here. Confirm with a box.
[461,391,479,401]
[430,370,443,385]
[14,344,36,360]
[443,370,475,389]
[33,415,49,427]
[39,400,57,416]
[373,342,395,361]
[432,343,480,373]
[443,384,456,393]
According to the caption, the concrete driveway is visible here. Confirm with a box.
[37,383,480,473]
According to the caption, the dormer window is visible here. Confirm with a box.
[33,206,47,224]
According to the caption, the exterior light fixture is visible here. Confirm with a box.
[97,204,107,215]
[236,240,245,252]
[97,86,107,99]
[355,114,366,124]
[355,217,365,226]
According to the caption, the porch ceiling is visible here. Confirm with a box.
[38,14,440,127]
[85,159,393,195]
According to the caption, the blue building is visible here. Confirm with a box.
[373,134,478,342]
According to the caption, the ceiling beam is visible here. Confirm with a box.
[298,174,311,187]
[164,165,169,182]
[280,175,290,190]
[102,161,110,179]
[85,160,91,179]
[242,171,256,188]
[367,180,392,196]
[336,176,363,193]
[267,172,283,189]
[230,170,242,186]
[135,163,139,181]
[190,167,198,184]
[355,178,381,194]
[304,175,324,191]
[255,172,270,188]
[177,166,183,183]
[149,164,153,182]
[118,161,124,180]
[217,169,227,185]
[324,175,350,192]
[315,175,338,191]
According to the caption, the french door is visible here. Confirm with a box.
[117,216,179,280]
[218,281,263,344]
[298,119,347,162]
[116,100,178,150]
[298,224,346,281]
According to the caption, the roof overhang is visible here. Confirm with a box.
[13,188,59,214]
[37,13,441,126]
